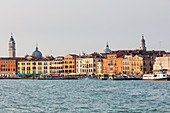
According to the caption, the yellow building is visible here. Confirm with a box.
[18,57,64,74]
[130,55,154,75]
[122,55,132,75]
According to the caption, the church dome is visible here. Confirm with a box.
[104,42,111,53]
[32,45,42,58]
[104,48,111,53]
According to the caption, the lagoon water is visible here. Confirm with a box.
[0,80,170,113]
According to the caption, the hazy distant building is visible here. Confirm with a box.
[9,33,16,58]
[140,35,147,51]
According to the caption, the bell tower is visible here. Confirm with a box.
[140,34,147,51]
[9,33,16,58]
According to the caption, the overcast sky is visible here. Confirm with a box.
[0,0,170,57]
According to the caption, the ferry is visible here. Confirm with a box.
[143,69,170,81]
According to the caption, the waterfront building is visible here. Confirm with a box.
[0,58,17,75]
[51,57,64,74]
[122,55,132,75]
[103,53,123,75]
[63,54,77,74]
[140,35,147,51]
[129,55,154,74]
[0,58,24,76]
[17,56,63,74]
[9,33,16,58]
[153,55,170,75]
[76,56,101,75]
[97,60,103,75]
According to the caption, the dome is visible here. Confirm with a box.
[104,42,111,53]
[104,48,111,53]
[32,46,42,58]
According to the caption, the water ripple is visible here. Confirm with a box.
[0,80,170,112]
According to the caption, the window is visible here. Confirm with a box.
[44,67,47,69]
[44,62,47,65]
[38,67,42,69]
[38,62,42,65]
[65,61,68,64]
[44,71,47,73]
[110,60,113,65]
[65,70,68,73]
[110,67,113,72]
[27,67,30,70]
[32,67,36,69]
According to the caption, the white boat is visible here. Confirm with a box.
[143,69,170,81]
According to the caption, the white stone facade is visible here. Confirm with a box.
[153,56,170,75]
[76,57,101,75]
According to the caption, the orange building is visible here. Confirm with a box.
[63,54,77,74]
[0,58,21,75]
[103,54,123,75]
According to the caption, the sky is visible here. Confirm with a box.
[0,0,170,57]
